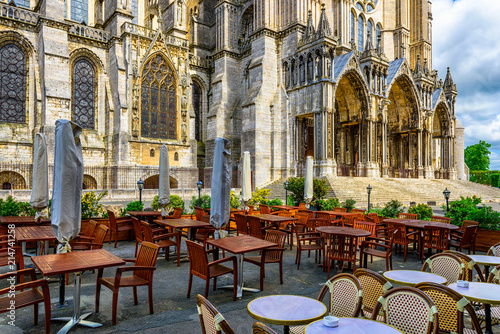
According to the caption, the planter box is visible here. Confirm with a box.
[475,228,500,252]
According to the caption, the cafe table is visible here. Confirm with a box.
[32,249,125,334]
[154,218,212,240]
[468,254,500,277]
[247,295,327,334]
[271,205,299,211]
[15,225,56,256]
[383,270,447,286]
[449,282,500,334]
[252,213,298,229]
[305,318,403,333]
[206,235,277,298]
[126,211,161,224]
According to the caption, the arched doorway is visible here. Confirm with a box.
[432,103,450,178]
[82,174,98,189]
[143,175,179,189]
[0,171,26,189]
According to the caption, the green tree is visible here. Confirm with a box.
[465,140,491,171]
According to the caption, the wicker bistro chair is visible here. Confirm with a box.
[95,241,160,325]
[234,213,248,236]
[294,222,323,270]
[244,230,287,291]
[488,242,500,257]
[387,221,419,262]
[141,221,181,266]
[360,229,397,271]
[289,273,362,334]
[398,213,418,220]
[324,233,359,278]
[372,286,439,334]
[0,269,51,333]
[421,225,450,262]
[354,268,393,321]
[421,252,465,285]
[444,250,485,282]
[430,216,451,224]
[476,265,500,326]
[186,240,238,301]
[196,294,235,334]
[415,282,483,334]
[107,210,134,248]
[449,224,478,254]
[252,322,278,334]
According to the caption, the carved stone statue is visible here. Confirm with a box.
[132,116,139,137]
[177,0,183,26]
[132,83,139,110]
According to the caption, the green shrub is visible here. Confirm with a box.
[466,205,500,231]
[0,196,20,216]
[342,199,356,212]
[286,195,294,206]
[164,195,184,214]
[381,199,405,218]
[317,198,341,211]
[444,196,481,226]
[268,198,283,206]
[190,194,211,212]
[367,207,385,216]
[17,202,37,217]
[81,191,108,219]
[287,177,328,206]
[407,203,433,220]
[248,188,271,208]
[230,190,241,209]
[121,201,144,216]
[492,174,500,188]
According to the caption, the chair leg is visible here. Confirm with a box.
[260,264,265,291]
[279,261,283,285]
[43,298,51,333]
[133,286,138,305]
[296,250,301,270]
[95,280,101,312]
[112,288,119,325]
[135,241,139,257]
[108,230,111,244]
[232,271,237,301]
[148,283,154,314]
[34,303,38,325]
[403,244,407,262]
[204,278,210,298]
[187,273,193,298]
[176,241,181,267]
[114,230,118,248]
[213,277,217,291]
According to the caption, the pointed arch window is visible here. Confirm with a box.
[71,0,88,24]
[350,11,356,45]
[0,44,27,124]
[72,58,96,130]
[367,20,373,46]
[376,24,381,45]
[192,81,202,141]
[141,54,177,139]
[358,15,364,51]
[131,0,138,24]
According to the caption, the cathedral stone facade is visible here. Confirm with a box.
[0,0,465,192]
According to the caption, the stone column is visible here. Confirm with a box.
[417,129,424,178]
[382,120,388,177]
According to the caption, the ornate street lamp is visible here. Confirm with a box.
[443,188,451,212]
[367,184,372,212]
[137,178,144,205]
[197,180,203,204]
[284,180,289,206]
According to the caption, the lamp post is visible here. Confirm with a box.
[443,188,450,212]
[284,180,289,206]
[137,179,144,205]
[197,180,203,205]
[367,184,372,212]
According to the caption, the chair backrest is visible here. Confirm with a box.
[252,322,277,334]
[140,221,155,243]
[247,216,265,239]
[132,217,143,243]
[387,222,409,244]
[444,250,484,282]
[234,213,248,235]
[171,207,183,219]
[461,220,478,231]
[93,224,109,246]
[366,213,380,225]
[134,241,160,281]
[308,218,329,230]
[247,205,255,215]
[201,214,210,223]
[459,224,478,247]
[186,240,209,278]
[298,203,307,209]
[430,216,451,224]
[343,215,356,228]
[333,207,347,212]
[259,204,271,214]
[353,221,376,244]
[194,207,205,221]
[107,210,118,230]
[315,212,332,224]
[415,282,483,334]
[398,213,417,220]
[318,273,362,318]
[488,242,500,257]
[326,234,358,263]
[354,268,393,319]
[372,287,439,334]
[196,294,235,334]
[351,209,365,214]
[423,225,449,250]
[263,230,286,261]
[276,211,292,218]
[298,209,315,218]
[421,252,464,285]
[294,212,309,226]
[488,264,500,284]
[84,220,98,237]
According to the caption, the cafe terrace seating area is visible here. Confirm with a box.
[1,208,500,333]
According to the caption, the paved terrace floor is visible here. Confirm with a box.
[1,236,498,334]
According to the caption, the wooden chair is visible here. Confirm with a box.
[0,269,51,333]
[387,221,419,262]
[276,210,294,250]
[141,221,181,266]
[252,322,277,334]
[421,252,464,285]
[298,209,315,218]
[163,207,183,219]
[196,294,235,334]
[444,250,485,282]
[107,210,134,248]
[351,208,365,215]
[294,212,309,226]
[294,222,323,270]
[398,212,418,219]
[259,204,272,214]
[234,213,248,236]
[315,212,333,225]
[353,220,376,246]
[372,287,439,334]
[244,230,287,291]
[95,241,160,325]
[421,225,450,262]
[194,206,205,221]
[131,217,144,257]
[0,237,24,282]
[186,240,237,301]
[451,220,479,252]
[360,229,397,271]
[247,215,268,239]
[343,215,357,227]
[307,218,330,230]
[415,282,483,334]
[324,233,358,278]
[333,207,346,212]
[431,216,451,224]
[71,224,109,251]
[76,219,98,242]
[366,212,382,227]
[488,242,500,257]
[247,205,255,214]
[449,224,478,254]
[194,214,216,248]
[476,264,500,326]
[298,203,307,209]
[354,268,393,321]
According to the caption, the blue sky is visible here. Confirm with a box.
[433,0,500,169]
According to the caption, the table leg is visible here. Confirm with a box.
[484,265,492,334]
[44,240,49,255]
[284,325,290,334]
[53,272,103,333]
[219,253,260,298]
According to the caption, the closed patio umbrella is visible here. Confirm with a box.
[304,156,314,208]
[210,137,232,239]
[241,151,251,213]
[30,133,49,220]
[158,144,170,216]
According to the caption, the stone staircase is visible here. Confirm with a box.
[266,177,500,206]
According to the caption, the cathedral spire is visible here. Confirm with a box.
[443,67,456,91]
[414,55,423,75]
[305,10,315,40]
[317,4,332,38]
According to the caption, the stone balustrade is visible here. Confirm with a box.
[121,22,155,39]
[69,23,110,42]
[0,3,39,25]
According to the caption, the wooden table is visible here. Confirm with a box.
[319,211,360,219]
[383,270,447,286]
[468,255,500,277]
[316,226,372,237]
[206,235,277,298]
[449,282,500,334]
[32,249,125,334]
[126,211,161,224]
[305,318,403,333]
[271,205,299,211]
[252,214,298,229]
[154,218,212,240]
[15,225,56,256]
[0,216,51,234]
[247,295,327,334]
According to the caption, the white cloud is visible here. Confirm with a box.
[433,0,500,169]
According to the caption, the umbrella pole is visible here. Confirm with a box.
[59,274,65,306]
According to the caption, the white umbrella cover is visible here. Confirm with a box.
[304,156,314,205]
[158,144,170,216]
[210,137,232,239]
[241,151,252,207]
[30,133,49,219]
[51,120,83,253]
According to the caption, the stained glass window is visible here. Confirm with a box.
[71,0,88,23]
[131,0,138,24]
[0,44,26,124]
[16,0,30,9]
[367,20,373,46]
[356,3,364,11]
[358,15,364,51]
[192,81,202,141]
[141,54,177,139]
[72,59,95,129]
[350,11,355,46]
[376,24,382,47]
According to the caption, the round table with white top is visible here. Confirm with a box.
[305,317,403,333]
[383,270,447,286]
